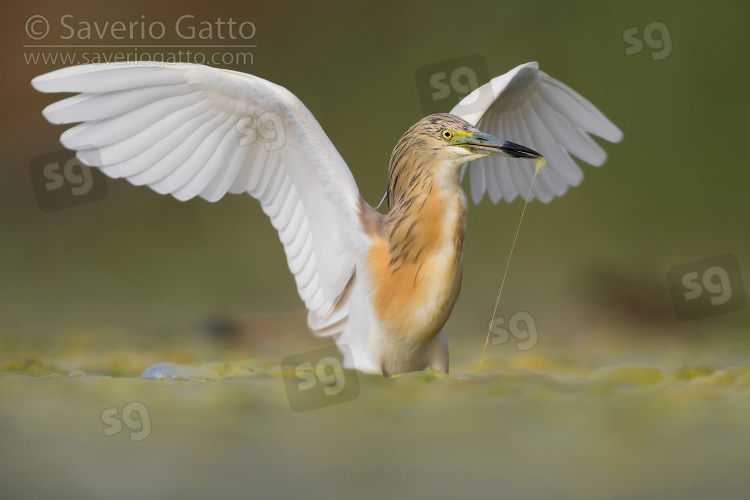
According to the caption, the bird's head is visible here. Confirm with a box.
[383,114,542,208]
[398,113,542,166]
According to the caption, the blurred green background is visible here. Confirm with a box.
[2,0,750,499]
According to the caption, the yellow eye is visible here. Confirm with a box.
[440,129,453,140]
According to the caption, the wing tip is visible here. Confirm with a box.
[31,65,95,92]
[609,126,625,144]
[31,71,67,93]
[30,74,47,92]
[198,191,225,203]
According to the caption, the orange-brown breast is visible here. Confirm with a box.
[360,185,466,346]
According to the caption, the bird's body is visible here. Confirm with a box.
[356,115,478,374]
[32,62,622,376]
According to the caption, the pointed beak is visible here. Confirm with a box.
[454,132,543,159]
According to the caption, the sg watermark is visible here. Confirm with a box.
[29,149,107,212]
[623,21,672,61]
[415,54,490,116]
[488,311,539,351]
[281,345,360,412]
[235,111,287,151]
[668,254,746,321]
[101,401,152,442]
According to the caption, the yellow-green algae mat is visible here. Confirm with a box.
[2,328,750,500]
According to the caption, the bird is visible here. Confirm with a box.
[32,61,622,377]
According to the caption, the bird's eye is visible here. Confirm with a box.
[440,129,453,140]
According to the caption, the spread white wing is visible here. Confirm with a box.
[450,62,623,204]
[32,62,366,336]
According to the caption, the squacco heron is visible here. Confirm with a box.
[32,62,622,376]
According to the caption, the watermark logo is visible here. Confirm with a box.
[23,14,256,67]
[25,15,256,42]
[281,345,359,412]
[29,149,108,212]
[488,311,538,351]
[623,21,672,61]
[235,110,286,151]
[415,54,490,116]
[101,401,152,442]
[668,254,746,321]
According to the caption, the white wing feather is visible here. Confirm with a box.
[450,62,623,204]
[32,62,365,335]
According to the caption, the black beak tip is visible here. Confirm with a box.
[504,140,542,159]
